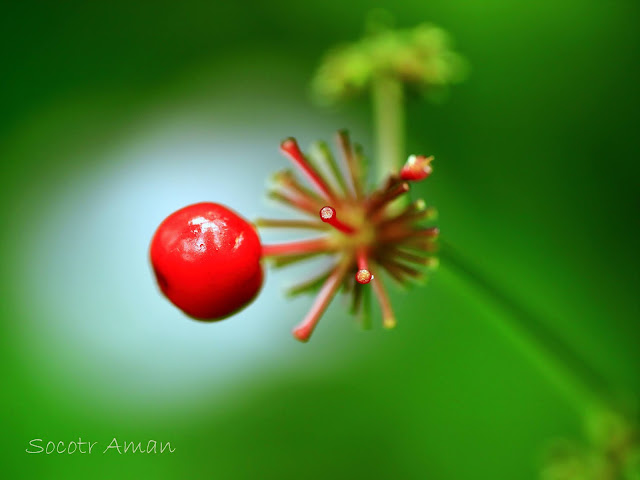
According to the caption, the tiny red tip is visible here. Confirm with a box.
[280,137,300,155]
[318,205,355,234]
[356,269,372,284]
[319,206,336,222]
[292,325,311,342]
[400,155,434,182]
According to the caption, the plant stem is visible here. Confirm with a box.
[439,241,612,416]
[369,77,615,417]
[372,74,405,182]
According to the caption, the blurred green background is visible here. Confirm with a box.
[1,1,638,479]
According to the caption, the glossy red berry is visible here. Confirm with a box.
[150,202,263,320]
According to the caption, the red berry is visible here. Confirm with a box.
[150,202,263,320]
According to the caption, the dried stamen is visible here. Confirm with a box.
[309,141,350,197]
[286,266,334,297]
[272,170,325,206]
[258,133,438,341]
[379,226,440,244]
[267,190,320,217]
[380,258,423,283]
[399,240,439,255]
[336,130,363,199]
[367,181,410,214]
[319,206,355,234]
[356,248,373,284]
[356,270,372,284]
[370,271,396,329]
[413,227,440,238]
[262,238,332,257]
[292,262,349,342]
[255,218,330,231]
[391,248,437,266]
[380,200,436,228]
[400,155,434,181]
[281,138,336,200]
[269,252,329,269]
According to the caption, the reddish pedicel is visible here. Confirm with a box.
[150,202,263,320]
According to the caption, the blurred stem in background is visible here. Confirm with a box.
[368,61,612,417]
[372,74,404,182]
[441,242,611,414]
[312,16,637,479]
[372,72,638,479]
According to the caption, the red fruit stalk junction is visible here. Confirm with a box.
[258,131,438,342]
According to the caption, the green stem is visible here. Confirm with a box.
[369,77,615,418]
[440,242,612,416]
[372,75,405,182]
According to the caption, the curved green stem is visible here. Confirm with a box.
[440,241,611,416]
[370,78,615,417]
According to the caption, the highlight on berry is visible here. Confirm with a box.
[257,130,439,342]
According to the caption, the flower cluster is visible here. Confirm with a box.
[311,23,467,105]
[257,131,439,342]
